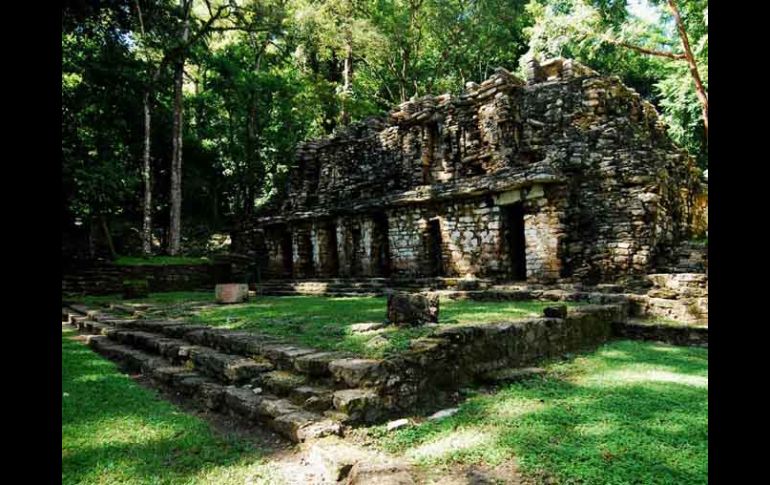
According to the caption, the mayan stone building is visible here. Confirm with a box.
[240,58,705,285]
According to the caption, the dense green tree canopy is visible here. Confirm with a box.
[62,0,707,257]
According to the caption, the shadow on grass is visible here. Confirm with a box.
[62,329,266,485]
[377,340,707,485]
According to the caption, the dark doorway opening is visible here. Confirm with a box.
[502,202,527,280]
[323,223,339,276]
[426,218,444,277]
[372,212,391,277]
[279,229,293,277]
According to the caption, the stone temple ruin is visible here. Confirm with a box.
[237,58,706,286]
[61,61,708,465]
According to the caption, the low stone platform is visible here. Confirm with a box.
[253,276,708,330]
[612,320,708,347]
[64,298,628,429]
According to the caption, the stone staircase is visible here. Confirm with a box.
[62,305,387,444]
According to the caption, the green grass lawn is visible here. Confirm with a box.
[366,340,708,484]
[75,291,214,307]
[186,296,570,358]
[114,256,211,266]
[62,327,274,485]
[73,292,572,358]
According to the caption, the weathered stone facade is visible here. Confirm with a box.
[244,58,705,284]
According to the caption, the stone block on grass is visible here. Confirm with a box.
[215,283,249,304]
[386,292,439,327]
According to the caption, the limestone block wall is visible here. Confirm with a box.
[523,190,564,282]
[62,263,221,295]
[440,199,504,278]
[378,304,625,413]
[387,207,429,277]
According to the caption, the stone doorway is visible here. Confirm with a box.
[297,231,315,277]
[502,202,527,280]
[279,229,293,277]
[321,222,339,276]
[372,212,391,277]
[426,218,444,277]
[350,226,362,276]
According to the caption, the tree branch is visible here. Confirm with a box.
[608,39,687,60]
[667,0,708,138]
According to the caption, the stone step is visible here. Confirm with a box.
[332,388,384,423]
[294,351,353,377]
[86,336,341,443]
[103,319,349,379]
[257,370,334,412]
[67,304,90,316]
[74,304,388,423]
[106,329,273,384]
[188,346,274,384]
[108,329,192,360]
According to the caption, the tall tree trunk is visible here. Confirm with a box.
[141,89,153,256]
[100,215,117,260]
[136,0,153,257]
[169,60,184,255]
[667,0,708,140]
[341,38,353,125]
[169,1,191,256]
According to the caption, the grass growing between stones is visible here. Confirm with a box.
[366,340,708,484]
[61,328,272,485]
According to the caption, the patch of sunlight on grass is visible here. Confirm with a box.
[486,396,548,420]
[589,369,708,388]
[597,349,631,359]
[574,421,616,438]
[368,340,707,485]
[406,429,495,462]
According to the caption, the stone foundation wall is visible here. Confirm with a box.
[62,263,221,295]
[378,304,625,412]
[612,321,707,347]
[629,273,708,324]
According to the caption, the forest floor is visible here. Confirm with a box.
[63,325,707,484]
[75,292,580,358]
